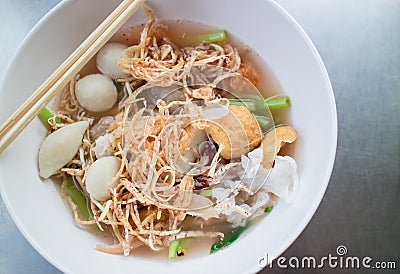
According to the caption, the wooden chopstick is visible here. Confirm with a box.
[0,0,145,154]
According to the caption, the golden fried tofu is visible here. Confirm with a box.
[261,125,297,168]
[205,105,262,159]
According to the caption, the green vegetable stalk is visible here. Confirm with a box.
[38,107,61,128]
[221,95,290,128]
[187,30,228,44]
[66,177,92,220]
[210,225,248,254]
[265,95,290,110]
[168,240,182,259]
[226,95,290,111]
[168,238,192,259]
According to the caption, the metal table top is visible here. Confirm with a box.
[0,0,399,273]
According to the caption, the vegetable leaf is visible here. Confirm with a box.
[210,225,248,254]
[264,206,274,213]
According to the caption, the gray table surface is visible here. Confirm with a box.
[0,0,399,273]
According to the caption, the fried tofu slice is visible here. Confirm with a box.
[261,126,297,168]
[205,105,262,159]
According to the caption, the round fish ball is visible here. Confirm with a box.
[96,42,130,79]
[76,74,117,112]
[86,156,121,201]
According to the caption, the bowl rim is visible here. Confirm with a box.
[0,0,70,271]
[248,1,337,272]
[0,0,337,273]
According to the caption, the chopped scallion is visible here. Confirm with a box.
[168,240,181,259]
[38,107,61,128]
[188,30,228,44]
[264,206,274,213]
[265,95,290,110]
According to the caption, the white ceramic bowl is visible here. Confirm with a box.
[0,0,337,273]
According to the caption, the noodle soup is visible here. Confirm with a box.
[38,7,299,260]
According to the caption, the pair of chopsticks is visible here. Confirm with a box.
[0,0,145,154]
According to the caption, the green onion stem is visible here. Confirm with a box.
[168,240,181,259]
[38,107,60,128]
[66,177,92,220]
[221,95,290,113]
[265,95,290,110]
[188,30,228,44]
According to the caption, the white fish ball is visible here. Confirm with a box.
[39,121,89,179]
[86,156,121,201]
[76,74,117,112]
[96,42,130,79]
